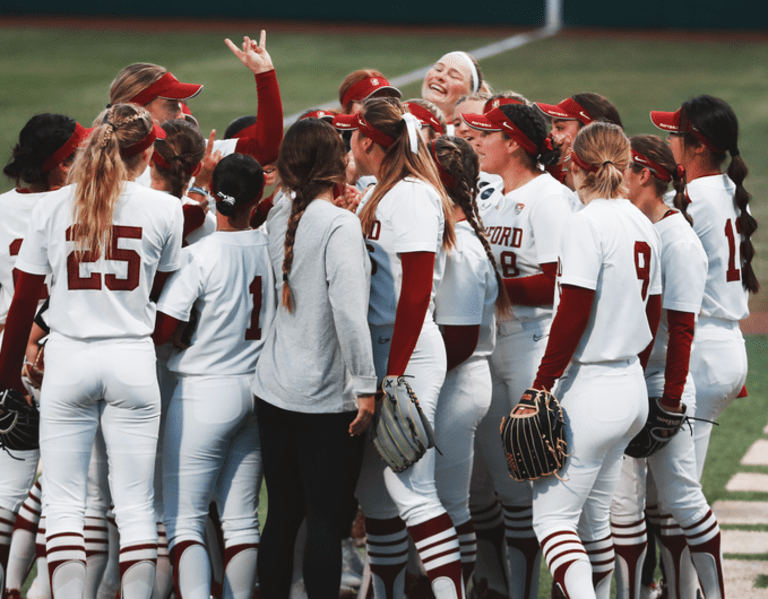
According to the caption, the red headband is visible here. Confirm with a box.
[430,140,455,189]
[332,112,394,148]
[152,149,201,177]
[42,122,89,172]
[570,151,599,173]
[121,122,166,158]
[404,102,443,135]
[485,108,539,156]
[129,72,203,106]
[341,76,400,109]
[631,149,672,183]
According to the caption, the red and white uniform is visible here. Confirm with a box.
[433,221,498,527]
[532,198,661,599]
[15,181,182,575]
[156,229,275,599]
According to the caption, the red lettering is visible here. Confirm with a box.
[368,219,381,241]
[724,218,740,283]
[245,276,263,340]
[511,227,523,248]
[500,251,519,278]
[634,241,651,300]
[66,226,143,291]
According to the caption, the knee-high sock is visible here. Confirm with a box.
[649,509,694,599]
[611,517,647,599]
[583,535,614,599]
[541,530,593,599]
[169,541,209,599]
[47,532,87,599]
[683,510,724,599]
[470,499,508,596]
[502,503,540,599]
[83,515,110,599]
[151,523,172,599]
[119,543,157,599]
[454,520,476,590]
[408,514,465,599]
[222,543,258,599]
[365,517,408,599]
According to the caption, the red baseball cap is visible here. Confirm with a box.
[461,108,538,155]
[332,112,394,148]
[130,72,203,106]
[341,76,401,109]
[404,102,443,135]
[534,98,593,126]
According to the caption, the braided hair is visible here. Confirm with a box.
[433,136,512,317]
[497,103,561,169]
[679,95,758,293]
[277,118,347,312]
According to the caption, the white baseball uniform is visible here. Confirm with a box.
[532,198,661,599]
[471,172,576,599]
[14,180,182,596]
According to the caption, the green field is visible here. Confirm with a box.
[1,24,767,309]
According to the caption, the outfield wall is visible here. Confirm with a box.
[1,0,763,30]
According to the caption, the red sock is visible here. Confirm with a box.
[408,513,464,599]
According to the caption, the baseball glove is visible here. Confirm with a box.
[0,388,40,453]
[369,376,439,473]
[500,388,568,482]
[625,397,686,458]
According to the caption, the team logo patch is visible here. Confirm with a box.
[480,188,494,200]
[515,203,525,214]
[371,78,379,85]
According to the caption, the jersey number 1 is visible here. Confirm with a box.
[245,276,262,340]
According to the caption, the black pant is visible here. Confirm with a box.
[256,397,365,599]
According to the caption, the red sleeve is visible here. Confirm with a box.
[661,309,695,409]
[441,325,480,372]
[386,252,434,378]
[638,294,662,371]
[532,284,594,391]
[234,70,284,167]
[152,311,184,346]
[0,272,46,391]
[249,193,274,230]
[182,203,206,240]
[150,271,171,304]
[503,262,557,306]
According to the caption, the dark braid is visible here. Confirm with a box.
[434,136,512,316]
[497,104,561,169]
[154,120,205,198]
[682,95,758,293]
[277,118,348,313]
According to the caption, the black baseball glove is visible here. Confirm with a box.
[625,396,686,459]
[0,388,40,453]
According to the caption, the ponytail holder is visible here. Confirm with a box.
[602,161,613,167]
[731,148,740,158]
[676,164,686,179]
[543,137,554,152]
[430,140,456,189]
[282,273,288,282]
[215,190,236,207]
[402,112,421,155]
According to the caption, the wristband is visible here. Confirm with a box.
[189,186,209,197]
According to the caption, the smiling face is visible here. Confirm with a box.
[421,54,473,119]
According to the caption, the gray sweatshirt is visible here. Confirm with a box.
[251,198,377,413]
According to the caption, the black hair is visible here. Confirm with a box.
[211,153,265,218]
[498,104,561,168]
[224,115,257,140]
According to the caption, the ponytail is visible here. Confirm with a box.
[571,122,629,200]
[729,152,759,292]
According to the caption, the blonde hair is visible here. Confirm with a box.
[572,122,629,200]
[110,63,166,106]
[68,104,154,258]
[357,97,455,250]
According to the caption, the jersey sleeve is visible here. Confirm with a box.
[390,183,441,254]
[14,200,52,276]
[155,248,202,322]
[157,200,184,273]
[558,213,602,291]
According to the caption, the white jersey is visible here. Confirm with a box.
[647,211,708,368]
[476,171,505,218]
[482,172,576,322]
[16,181,183,340]
[156,229,276,376]
[364,177,446,327]
[434,221,498,356]
[556,198,662,364]
[667,175,749,321]
[0,188,50,324]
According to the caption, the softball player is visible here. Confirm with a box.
[251,118,377,599]
[525,122,662,599]
[459,102,575,599]
[650,95,756,479]
[422,52,486,127]
[153,154,272,599]
[334,98,465,599]
[611,135,726,599]
[339,70,401,114]
[1,113,89,596]
[0,103,183,599]
[431,136,510,593]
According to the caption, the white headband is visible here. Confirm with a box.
[446,51,479,92]
[402,113,422,154]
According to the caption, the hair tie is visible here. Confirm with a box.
[602,161,613,167]
[430,140,456,189]
[676,164,686,179]
[282,273,288,282]
[106,103,112,109]
[730,148,740,158]
[401,113,421,155]
[543,137,554,152]
[215,190,236,206]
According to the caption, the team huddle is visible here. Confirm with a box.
[0,31,757,599]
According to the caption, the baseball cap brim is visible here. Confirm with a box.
[332,113,360,131]
[301,110,336,123]
[461,112,502,132]
[534,101,576,120]
[157,81,203,101]
[650,109,681,132]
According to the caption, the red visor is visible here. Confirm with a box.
[341,76,401,108]
[483,96,524,114]
[332,113,394,148]
[130,72,203,106]
[650,108,724,153]
[404,102,443,135]
[631,149,672,183]
[42,122,92,172]
[300,110,336,122]
[535,98,593,126]
[121,123,167,158]
[461,108,538,156]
